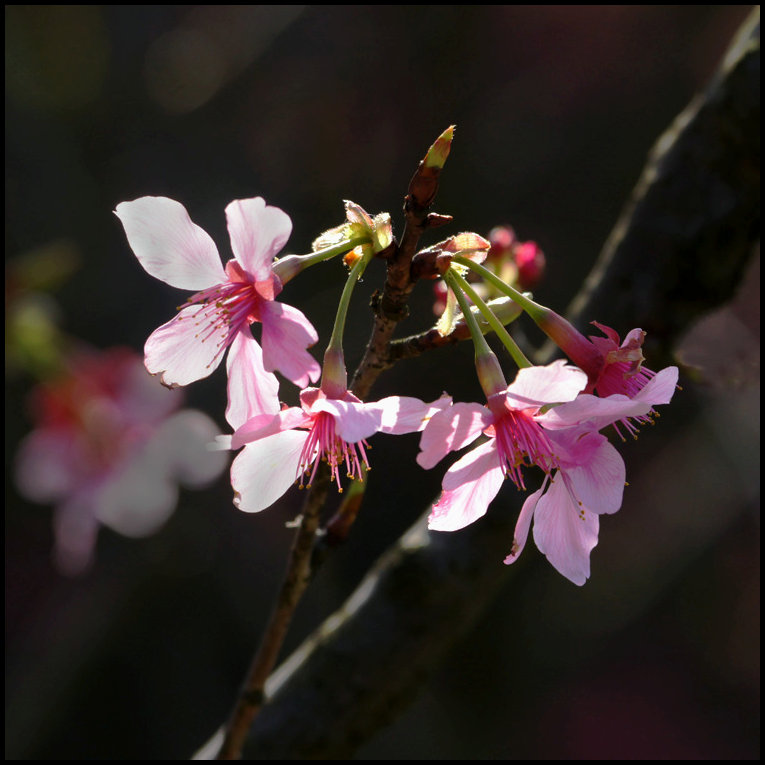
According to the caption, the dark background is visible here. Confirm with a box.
[6,6,759,759]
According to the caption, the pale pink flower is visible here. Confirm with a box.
[14,347,228,576]
[228,387,451,513]
[114,196,320,398]
[418,361,679,585]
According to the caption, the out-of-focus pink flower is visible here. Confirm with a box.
[14,347,228,576]
[418,361,679,585]
[114,196,320,400]
[228,386,451,513]
[513,240,545,290]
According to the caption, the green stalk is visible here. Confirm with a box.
[321,253,372,398]
[273,235,371,284]
[448,267,532,369]
[452,254,546,323]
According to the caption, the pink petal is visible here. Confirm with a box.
[416,402,490,470]
[505,360,587,409]
[144,304,229,387]
[532,475,600,586]
[225,329,280,430]
[14,429,86,503]
[231,407,311,450]
[225,198,292,282]
[312,398,383,443]
[148,410,229,489]
[537,391,652,432]
[374,393,452,435]
[633,365,679,406]
[95,454,178,538]
[504,484,545,566]
[53,495,100,576]
[590,321,621,345]
[230,430,308,513]
[428,440,504,531]
[260,301,320,387]
[553,430,626,515]
[115,197,227,290]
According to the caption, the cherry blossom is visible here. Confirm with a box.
[14,347,228,575]
[115,196,320,397]
[418,361,679,584]
[228,386,450,513]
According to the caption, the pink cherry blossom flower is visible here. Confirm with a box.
[14,347,228,576]
[418,361,679,585]
[228,386,451,513]
[114,196,321,398]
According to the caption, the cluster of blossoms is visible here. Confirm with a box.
[115,136,677,586]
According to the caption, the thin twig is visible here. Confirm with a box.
[215,466,330,760]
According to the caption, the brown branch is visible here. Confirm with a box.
[220,8,760,760]
[214,466,330,760]
[350,127,455,399]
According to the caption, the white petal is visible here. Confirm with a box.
[230,430,308,513]
[225,197,292,281]
[115,197,227,290]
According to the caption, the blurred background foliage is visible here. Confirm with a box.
[5,5,758,759]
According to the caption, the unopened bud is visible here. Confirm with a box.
[423,125,455,170]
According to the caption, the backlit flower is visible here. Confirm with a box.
[115,196,320,399]
[229,386,450,513]
[419,361,679,584]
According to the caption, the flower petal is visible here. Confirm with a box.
[416,402,490,470]
[14,429,86,503]
[504,483,546,566]
[375,393,452,435]
[148,410,229,489]
[225,329,281,430]
[115,197,227,290]
[505,359,587,409]
[225,198,292,282]
[554,430,626,515]
[230,430,308,513]
[532,474,600,586]
[538,391,652,431]
[53,495,100,576]
[144,304,229,387]
[633,365,679,406]
[231,407,310,450]
[428,440,504,531]
[260,301,320,387]
[312,398,383,444]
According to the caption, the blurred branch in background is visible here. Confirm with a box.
[196,8,760,759]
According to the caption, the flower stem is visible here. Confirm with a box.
[453,254,546,322]
[273,235,371,284]
[447,267,532,369]
[326,254,369,353]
